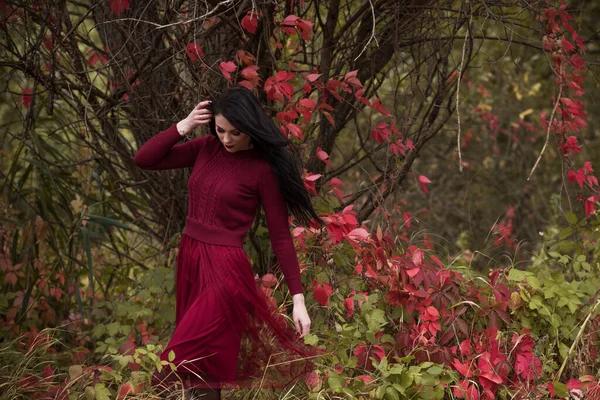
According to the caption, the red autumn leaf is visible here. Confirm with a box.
[238,80,255,91]
[412,249,424,266]
[313,281,333,306]
[219,61,237,81]
[286,123,303,139]
[343,69,362,89]
[297,98,315,121]
[370,122,391,143]
[306,73,321,82]
[109,0,130,15]
[236,50,256,66]
[371,98,391,117]
[303,172,321,195]
[305,173,321,181]
[296,18,313,41]
[347,228,369,241]
[567,168,585,188]
[418,175,431,193]
[305,371,321,390]
[566,378,582,391]
[330,177,342,187]
[241,10,260,34]
[42,364,55,379]
[241,65,260,84]
[344,297,355,318]
[21,88,33,109]
[561,37,575,52]
[406,267,420,278]
[316,147,333,168]
[281,14,299,27]
[322,111,335,127]
[479,370,504,384]
[261,273,278,288]
[355,375,372,384]
[186,43,204,62]
[585,196,597,218]
[275,70,294,82]
[87,47,108,66]
[452,359,473,377]
[559,135,581,154]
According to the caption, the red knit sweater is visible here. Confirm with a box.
[133,123,303,295]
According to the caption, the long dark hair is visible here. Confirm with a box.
[208,86,322,227]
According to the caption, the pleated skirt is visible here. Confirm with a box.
[151,234,322,392]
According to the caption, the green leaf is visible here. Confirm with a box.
[168,350,175,362]
[526,276,541,289]
[84,386,95,400]
[366,309,387,331]
[507,269,528,282]
[69,365,83,379]
[427,365,444,375]
[388,365,405,375]
[551,382,569,398]
[94,383,111,400]
[327,372,343,393]
[565,212,578,224]
[384,386,400,400]
[303,333,319,346]
[398,372,413,388]
[86,214,133,231]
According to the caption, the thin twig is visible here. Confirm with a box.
[527,85,563,181]
[456,6,472,172]
[353,0,379,61]
[555,299,600,381]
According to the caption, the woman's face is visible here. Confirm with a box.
[214,114,252,153]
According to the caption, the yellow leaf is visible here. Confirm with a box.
[528,82,541,96]
[519,109,534,120]
[513,84,523,101]
[71,194,84,214]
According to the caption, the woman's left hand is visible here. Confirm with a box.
[292,293,311,338]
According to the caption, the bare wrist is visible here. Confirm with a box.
[292,293,305,304]
[176,120,191,136]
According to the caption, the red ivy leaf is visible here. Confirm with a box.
[21,88,33,109]
[316,147,332,168]
[371,98,391,117]
[241,10,260,34]
[418,175,432,194]
[109,0,130,15]
[585,196,597,218]
[344,297,355,318]
[347,228,369,242]
[241,65,260,84]
[219,61,237,81]
[261,273,277,288]
[186,43,204,62]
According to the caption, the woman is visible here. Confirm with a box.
[134,86,323,399]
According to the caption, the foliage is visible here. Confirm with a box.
[1,0,600,399]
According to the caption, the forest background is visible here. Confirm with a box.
[1,0,600,399]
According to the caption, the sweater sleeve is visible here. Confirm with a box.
[257,162,303,295]
[133,123,209,170]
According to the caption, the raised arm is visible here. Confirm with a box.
[257,161,303,296]
[133,100,213,170]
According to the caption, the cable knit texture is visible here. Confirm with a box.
[133,123,302,294]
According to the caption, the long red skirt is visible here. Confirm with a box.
[151,234,323,392]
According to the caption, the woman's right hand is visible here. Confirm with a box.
[177,100,213,136]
